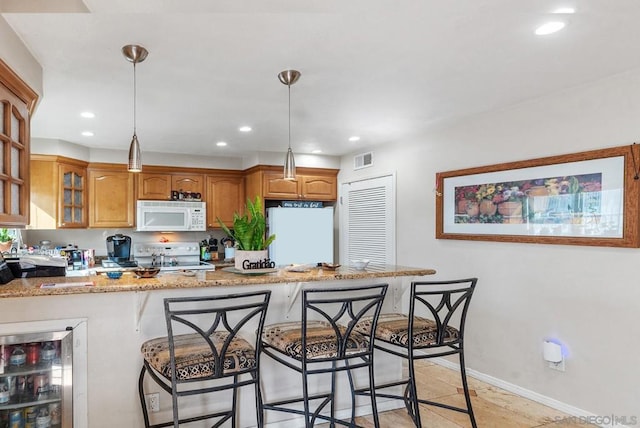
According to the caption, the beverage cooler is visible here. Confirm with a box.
[0,330,73,428]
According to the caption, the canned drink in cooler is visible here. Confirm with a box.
[24,406,38,422]
[48,403,60,426]
[33,373,49,400]
[35,406,50,428]
[16,376,26,398]
[26,343,39,366]
[1,344,12,372]
[0,344,5,374]
[3,376,16,399]
[49,382,61,398]
[0,380,10,404]
[8,409,22,428]
[25,375,34,398]
[39,343,56,365]
[9,347,26,368]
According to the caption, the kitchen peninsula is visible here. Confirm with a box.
[0,264,434,428]
[0,264,434,297]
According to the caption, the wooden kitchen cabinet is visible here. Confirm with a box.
[88,165,135,228]
[0,60,38,227]
[173,174,204,196]
[262,170,338,201]
[137,173,171,200]
[206,174,244,228]
[30,155,88,229]
[137,172,204,200]
[245,166,338,205]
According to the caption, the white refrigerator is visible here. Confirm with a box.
[267,207,334,266]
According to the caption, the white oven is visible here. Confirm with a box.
[136,201,206,232]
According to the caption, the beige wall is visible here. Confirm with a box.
[0,15,42,97]
[338,69,640,419]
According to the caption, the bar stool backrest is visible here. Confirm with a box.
[164,291,271,383]
[409,278,477,350]
[302,283,388,361]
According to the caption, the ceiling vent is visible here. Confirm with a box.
[354,152,373,170]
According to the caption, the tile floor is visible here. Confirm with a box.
[321,361,597,427]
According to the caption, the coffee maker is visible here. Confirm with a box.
[106,234,136,267]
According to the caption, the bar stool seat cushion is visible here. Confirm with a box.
[355,313,459,347]
[262,320,368,360]
[141,332,256,381]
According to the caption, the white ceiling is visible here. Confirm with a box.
[4,1,640,159]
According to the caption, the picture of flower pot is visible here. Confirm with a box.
[498,201,523,217]
[479,199,497,216]
[456,199,469,214]
[465,201,479,217]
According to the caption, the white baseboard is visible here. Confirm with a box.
[430,357,633,428]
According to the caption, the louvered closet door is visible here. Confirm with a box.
[340,174,395,266]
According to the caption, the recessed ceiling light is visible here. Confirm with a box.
[311,149,322,154]
[348,136,360,142]
[535,21,566,35]
[80,111,95,118]
[216,141,227,147]
[553,7,575,14]
[81,131,94,137]
[238,126,252,132]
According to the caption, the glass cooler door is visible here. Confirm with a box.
[0,329,73,428]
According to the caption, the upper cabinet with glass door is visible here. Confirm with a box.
[60,163,87,227]
[30,156,88,229]
[0,60,38,227]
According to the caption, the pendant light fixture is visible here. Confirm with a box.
[278,69,301,180]
[122,44,148,173]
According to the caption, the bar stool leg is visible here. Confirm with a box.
[254,372,264,427]
[407,357,422,428]
[231,374,239,426]
[331,361,338,427]
[346,361,355,425]
[138,366,151,428]
[459,352,478,428]
[302,368,313,428]
[368,361,381,428]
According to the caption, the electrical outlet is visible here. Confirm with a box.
[145,393,160,412]
[548,360,565,372]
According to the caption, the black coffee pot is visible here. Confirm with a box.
[106,234,132,263]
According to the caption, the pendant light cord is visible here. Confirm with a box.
[288,83,291,150]
[133,62,137,136]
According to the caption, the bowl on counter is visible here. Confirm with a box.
[132,267,161,278]
[351,259,370,270]
[106,271,123,280]
[321,263,341,271]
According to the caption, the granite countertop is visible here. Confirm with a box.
[0,265,436,298]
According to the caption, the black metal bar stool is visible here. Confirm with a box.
[138,290,271,428]
[260,283,388,427]
[354,278,478,427]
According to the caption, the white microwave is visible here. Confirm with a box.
[136,200,206,232]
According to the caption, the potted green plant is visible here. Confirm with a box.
[0,229,13,253]
[217,196,276,271]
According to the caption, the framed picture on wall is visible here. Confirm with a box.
[435,145,640,247]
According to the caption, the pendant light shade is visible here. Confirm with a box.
[128,134,141,172]
[284,147,296,180]
[278,69,301,180]
[122,44,148,173]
